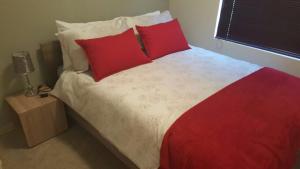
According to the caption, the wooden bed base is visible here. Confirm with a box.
[40,41,139,169]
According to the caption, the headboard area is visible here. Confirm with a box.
[40,40,63,88]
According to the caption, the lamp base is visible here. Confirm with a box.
[24,88,37,97]
[23,74,37,97]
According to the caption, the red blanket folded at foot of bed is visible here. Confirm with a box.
[159,67,300,169]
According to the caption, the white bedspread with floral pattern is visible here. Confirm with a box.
[52,46,260,169]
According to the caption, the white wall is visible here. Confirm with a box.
[170,0,300,77]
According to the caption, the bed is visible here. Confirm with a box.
[40,40,270,168]
[40,37,300,169]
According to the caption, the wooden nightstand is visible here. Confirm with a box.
[5,94,68,147]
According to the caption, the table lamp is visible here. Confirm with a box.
[12,51,37,97]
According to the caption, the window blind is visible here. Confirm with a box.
[216,0,300,59]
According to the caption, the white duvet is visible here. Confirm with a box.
[51,46,261,169]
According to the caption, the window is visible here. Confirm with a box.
[216,0,300,59]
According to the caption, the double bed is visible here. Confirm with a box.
[48,44,261,169]
[41,41,300,169]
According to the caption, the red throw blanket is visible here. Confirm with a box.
[159,68,300,169]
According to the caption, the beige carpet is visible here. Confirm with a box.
[0,125,129,169]
[1,124,300,169]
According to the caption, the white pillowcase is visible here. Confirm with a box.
[56,11,160,33]
[156,11,173,23]
[56,19,124,33]
[57,17,129,72]
[127,10,173,34]
[125,10,160,29]
[56,20,87,33]
[56,18,125,70]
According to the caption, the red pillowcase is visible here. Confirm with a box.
[136,19,190,60]
[76,28,151,82]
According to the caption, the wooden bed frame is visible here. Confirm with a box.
[40,41,139,169]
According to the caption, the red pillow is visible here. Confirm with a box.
[136,19,190,60]
[76,28,151,82]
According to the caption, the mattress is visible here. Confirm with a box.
[51,46,261,169]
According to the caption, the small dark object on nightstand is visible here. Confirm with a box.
[38,85,51,98]
[39,93,49,98]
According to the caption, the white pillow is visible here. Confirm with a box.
[58,17,129,72]
[60,40,72,70]
[127,10,173,34]
[156,10,173,23]
[56,20,85,33]
[126,10,160,29]
[56,11,160,33]
[57,20,108,69]
[56,19,126,70]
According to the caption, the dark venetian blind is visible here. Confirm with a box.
[216,0,300,59]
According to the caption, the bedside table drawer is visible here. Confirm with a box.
[19,100,67,147]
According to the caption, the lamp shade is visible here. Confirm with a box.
[12,51,34,74]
